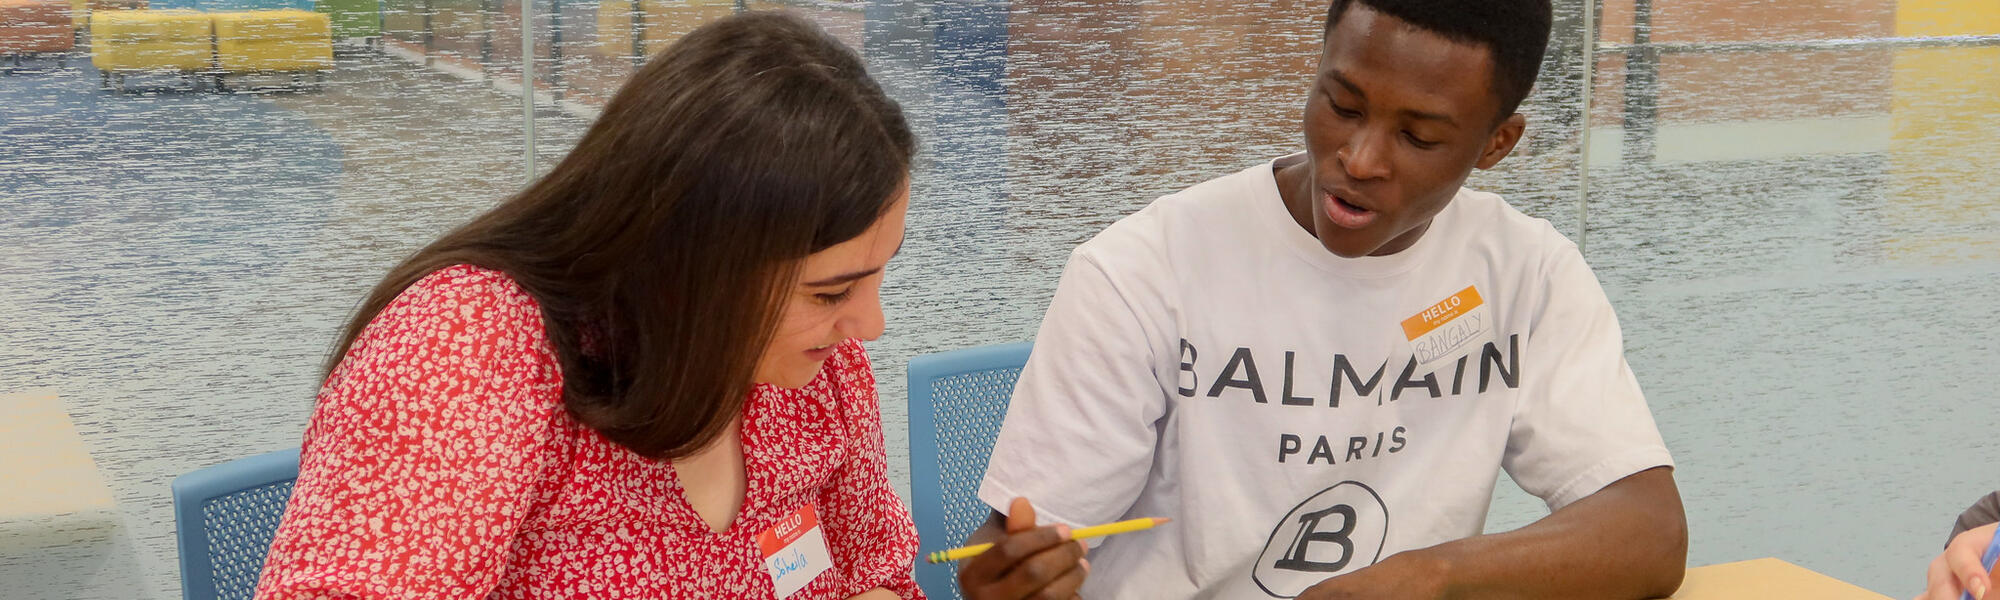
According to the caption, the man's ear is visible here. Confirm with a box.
[1476,113,1527,170]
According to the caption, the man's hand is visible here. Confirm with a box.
[957,498,1090,600]
[1298,550,1450,600]
[1917,522,1998,600]
[1302,467,1683,600]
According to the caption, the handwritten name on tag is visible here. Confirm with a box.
[1402,285,1493,370]
[759,504,833,599]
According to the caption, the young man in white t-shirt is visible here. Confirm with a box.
[951,0,1688,598]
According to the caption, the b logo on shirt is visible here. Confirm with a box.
[1251,481,1390,598]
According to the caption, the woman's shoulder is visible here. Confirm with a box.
[821,339,880,420]
[827,338,873,370]
[388,264,542,320]
[826,338,877,386]
[345,264,557,376]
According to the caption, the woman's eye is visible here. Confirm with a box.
[813,289,854,305]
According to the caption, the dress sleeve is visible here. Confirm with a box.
[1501,244,1676,511]
[817,341,926,600]
[254,268,567,600]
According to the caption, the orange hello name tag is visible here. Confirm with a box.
[1402,286,1492,368]
[759,504,832,599]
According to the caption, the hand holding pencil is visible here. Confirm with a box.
[929,516,1170,563]
[955,498,1092,600]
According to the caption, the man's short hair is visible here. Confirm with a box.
[1324,0,1553,121]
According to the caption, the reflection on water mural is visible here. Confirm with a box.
[1888,0,2000,263]
[372,0,865,108]
[2,1,1999,598]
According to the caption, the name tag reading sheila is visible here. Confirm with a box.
[759,504,834,599]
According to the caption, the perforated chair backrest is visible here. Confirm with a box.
[171,448,301,600]
[907,341,1033,600]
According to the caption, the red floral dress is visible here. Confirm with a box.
[255,265,925,600]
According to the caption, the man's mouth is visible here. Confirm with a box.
[1323,190,1378,229]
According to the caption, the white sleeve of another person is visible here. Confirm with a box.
[977,247,1173,529]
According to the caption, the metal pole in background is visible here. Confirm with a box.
[523,0,536,184]
[1622,0,1657,165]
[1576,0,1598,255]
[550,0,563,100]
[631,0,645,69]
[421,0,434,65]
[480,0,496,80]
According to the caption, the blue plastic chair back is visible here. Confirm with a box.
[907,341,1033,600]
[172,448,302,600]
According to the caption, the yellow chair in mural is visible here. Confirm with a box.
[77,0,146,27]
[208,9,332,88]
[89,9,209,90]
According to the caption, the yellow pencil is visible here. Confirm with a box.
[923,517,1171,563]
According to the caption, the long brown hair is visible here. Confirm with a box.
[327,11,915,459]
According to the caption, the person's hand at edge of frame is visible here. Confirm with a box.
[1918,522,1999,600]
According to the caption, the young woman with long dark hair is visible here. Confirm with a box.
[253,12,934,598]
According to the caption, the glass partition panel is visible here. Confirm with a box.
[1,0,539,594]
[1521,0,2000,594]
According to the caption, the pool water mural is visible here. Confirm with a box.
[3,0,1998,598]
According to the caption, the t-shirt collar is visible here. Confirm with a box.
[1250,152,1453,279]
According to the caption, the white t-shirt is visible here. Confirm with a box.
[977,155,1674,599]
